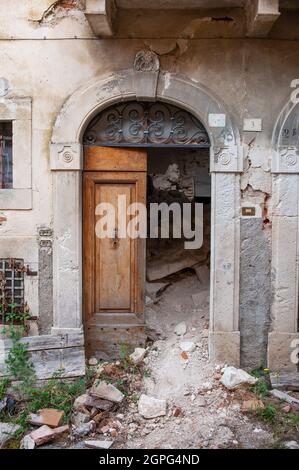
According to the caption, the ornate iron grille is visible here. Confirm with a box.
[83,101,210,148]
[0,259,25,310]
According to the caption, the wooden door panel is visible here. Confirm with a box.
[83,148,147,360]
[84,146,147,172]
[95,183,133,311]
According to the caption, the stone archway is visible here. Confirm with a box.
[50,65,243,365]
[269,99,299,371]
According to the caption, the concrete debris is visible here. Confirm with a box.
[73,394,89,411]
[284,440,299,449]
[84,439,114,449]
[174,321,187,336]
[95,363,106,378]
[73,421,96,437]
[29,409,64,428]
[90,381,124,403]
[99,418,122,435]
[130,347,147,364]
[220,366,258,390]
[179,340,196,353]
[0,398,7,413]
[71,411,90,427]
[0,423,21,447]
[20,434,35,449]
[138,394,167,419]
[270,389,299,407]
[88,357,98,366]
[201,381,213,391]
[270,372,299,391]
[84,395,114,411]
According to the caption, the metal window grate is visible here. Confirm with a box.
[83,101,210,148]
[0,259,25,309]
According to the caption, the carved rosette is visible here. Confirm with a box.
[134,50,160,72]
[62,151,73,163]
[218,151,231,166]
[279,146,299,172]
[55,144,78,169]
[214,147,232,166]
[210,144,241,172]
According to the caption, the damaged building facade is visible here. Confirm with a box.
[0,0,299,379]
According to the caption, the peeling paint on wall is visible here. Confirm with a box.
[29,0,84,26]
[0,213,7,225]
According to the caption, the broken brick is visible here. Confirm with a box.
[30,425,56,446]
[282,404,291,413]
[84,395,114,411]
[29,409,64,428]
[241,399,265,412]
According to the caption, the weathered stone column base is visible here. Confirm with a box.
[209,331,240,366]
[51,326,84,336]
[268,332,299,371]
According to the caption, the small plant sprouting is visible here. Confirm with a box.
[257,404,277,423]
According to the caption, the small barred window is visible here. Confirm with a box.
[0,121,13,189]
[0,259,25,319]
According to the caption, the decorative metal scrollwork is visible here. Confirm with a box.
[83,101,210,147]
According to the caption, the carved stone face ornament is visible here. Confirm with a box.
[134,50,160,72]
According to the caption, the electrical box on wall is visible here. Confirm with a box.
[241,204,262,218]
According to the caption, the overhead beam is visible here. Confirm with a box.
[85,0,116,37]
[246,0,280,37]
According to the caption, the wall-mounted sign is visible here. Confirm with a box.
[243,118,262,132]
[208,113,226,128]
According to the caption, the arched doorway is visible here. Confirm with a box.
[50,69,242,366]
[82,100,211,359]
[269,100,299,371]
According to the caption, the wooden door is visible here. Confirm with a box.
[83,147,147,360]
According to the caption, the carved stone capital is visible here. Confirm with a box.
[210,144,243,173]
[50,143,82,170]
[272,146,299,173]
